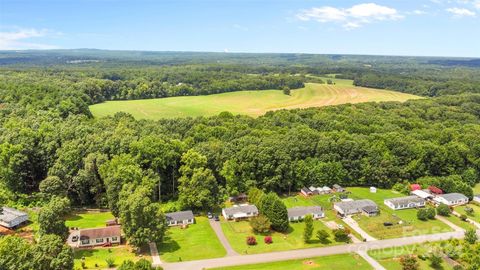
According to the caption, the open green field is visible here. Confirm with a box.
[209,253,373,270]
[159,217,226,262]
[474,183,480,194]
[89,83,421,120]
[74,246,150,269]
[455,203,480,223]
[65,211,115,229]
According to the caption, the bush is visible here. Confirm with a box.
[317,229,330,243]
[426,208,436,220]
[460,214,468,221]
[417,209,429,221]
[400,254,419,270]
[464,207,474,216]
[250,215,271,233]
[333,228,351,243]
[437,204,451,217]
[246,236,257,246]
[105,258,115,268]
[264,236,272,244]
[428,253,442,268]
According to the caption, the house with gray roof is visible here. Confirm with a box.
[384,196,426,210]
[434,193,469,206]
[222,204,258,220]
[165,210,195,226]
[0,207,28,229]
[333,199,379,217]
[287,206,324,221]
[474,195,480,203]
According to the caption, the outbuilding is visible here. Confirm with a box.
[0,207,28,229]
[287,206,325,221]
[434,193,469,206]
[301,187,313,196]
[165,210,195,227]
[384,196,426,210]
[333,184,345,193]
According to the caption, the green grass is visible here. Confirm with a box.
[90,83,421,120]
[65,211,115,229]
[158,217,226,262]
[474,183,480,194]
[74,246,150,269]
[209,253,373,270]
[220,218,340,254]
[347,188,453,239]
[455,204,480,223]
[442,214,477,230]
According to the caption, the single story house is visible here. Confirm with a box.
[287,206,325,221]
[309,186,332,195]
[411,189,434,200]
[222,204,258,220]
[333,184,345,193]
[434,193,469,206]
[78,225,121,247]
[0,207,28,229]
[301,187,313,196]
[165,210,195,226]
[334,199,379,217]
[384,196,426,210]
[474,195,480,203]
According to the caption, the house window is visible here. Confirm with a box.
[188,219,193,223]
[81,240,89,245]
[111,237,118,242]
[96,238,104,243]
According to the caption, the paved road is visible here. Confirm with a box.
[343,216,377,241]
[356,250,386,270]
[161,230,478,270]
[208,219,238,257]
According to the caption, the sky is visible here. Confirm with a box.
[0,0,479,57]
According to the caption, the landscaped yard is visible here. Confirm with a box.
[368,243,454,270]
[66,211,115,229]
[473,183,480,194]
[209,253,373,270]
[220,218,340,254]
[159,217,226,262]
[455,203,480,223]
[74,246,150,269]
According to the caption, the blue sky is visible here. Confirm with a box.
[0,0,479,57]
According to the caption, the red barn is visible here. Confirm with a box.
[428,186,443,195]
[410,184,421,191]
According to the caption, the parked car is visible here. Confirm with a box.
[71,236,78,242]
[207,212,213,219]
[214,216,220,221]
[383,222,393,226]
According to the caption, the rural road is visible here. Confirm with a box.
[159,230,479,270]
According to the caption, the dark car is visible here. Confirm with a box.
[71,236,78,242]
[214,216,220,221]
[383,222,393,226]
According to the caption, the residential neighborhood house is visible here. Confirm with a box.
[384,196,426,210]
[0,207,28,229]
[434,193,469,206]
[334,199,379,217]
[287,206,325,221]
[222,205,258,221]
[333,184,345,193]
[76,225,121,248]
[166,210,195,227]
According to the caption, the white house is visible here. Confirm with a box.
[334,199,379,217]
[411,189,434,200]
[165,210,195,227]
[434,193,469,206]
[474,195,480,203]
[222,205,258,220]
[384,196,426,210]
[287,206,324,221]
[0,207,28,229]
[77,226,121,247]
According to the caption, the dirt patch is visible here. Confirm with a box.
[302,260,319,266]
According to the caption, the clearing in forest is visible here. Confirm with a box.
[89,82,422,120]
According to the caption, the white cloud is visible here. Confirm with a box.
[296,3,403,29]
[446,7,476,16]
[0,28,59,50]
[474,0,480,9]
[412,10,428,15]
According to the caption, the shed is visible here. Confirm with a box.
[370,187,377,193]
[0,207,28,229]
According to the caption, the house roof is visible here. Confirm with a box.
[0,207,28,223]
[362,205,379,214]
[301,187,312,193]
[411,190,433,199]
[79,225,121,240]
[333,184,343,189]
[334,199,378,213]
[287,206,323,218]
[223,205,258,216]
[438,193,468,202]
[165,210,194,222]
[385,196,425,207]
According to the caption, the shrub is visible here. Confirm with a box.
[264,236,272,244]
[426,208,436,220]
[417,209,429,221]
[464,207,474,216]
[105,258,115,268]
[333,228,351,243]
[250,215,271,233]
[246,236,257,246]
[399,254,419,270]
[317,229,330,243]
[437,203,451,216]
[460,214,468,221]
[428,253,442,268]
[303,214,314,243]
[465,228,478,244]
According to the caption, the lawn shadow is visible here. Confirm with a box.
[158,235,181,254]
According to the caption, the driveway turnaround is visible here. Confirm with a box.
[343,216,377,241]
[356,250,386,270]
[160,230,478,270]
[208,219,238,256]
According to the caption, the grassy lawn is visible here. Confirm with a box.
[221,218,341,254]
[74,246,150,269]
[90,83,421,120]
[282,195,318,208]
[369,244,454,270]
[455,204,480,223]
[442,214,477,230]
[209,253,373,270]
[65,211,115,229]
[473,183,480,194]
[347,188,452,239]
[159,217,226,262]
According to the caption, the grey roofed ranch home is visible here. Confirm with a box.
[333,199,379,217]
[287,206,325,221]
[0,207,29,229]
[165,210,195,226]
[222,204,258,220]
[77,225,121,247]
[434,193,469,206]
[384,196,426,210]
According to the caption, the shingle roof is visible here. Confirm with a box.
[439,193,468,202]
[79,225,121,240]
[165,210,194,222]
[223,205,258,216]
[0,207,28,223]
[334,199,378,213]
[287,206,323,218]
[385,196,425,207]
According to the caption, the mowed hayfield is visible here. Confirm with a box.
[89,83,421,120]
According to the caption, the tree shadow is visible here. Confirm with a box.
[157,235,181,254]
